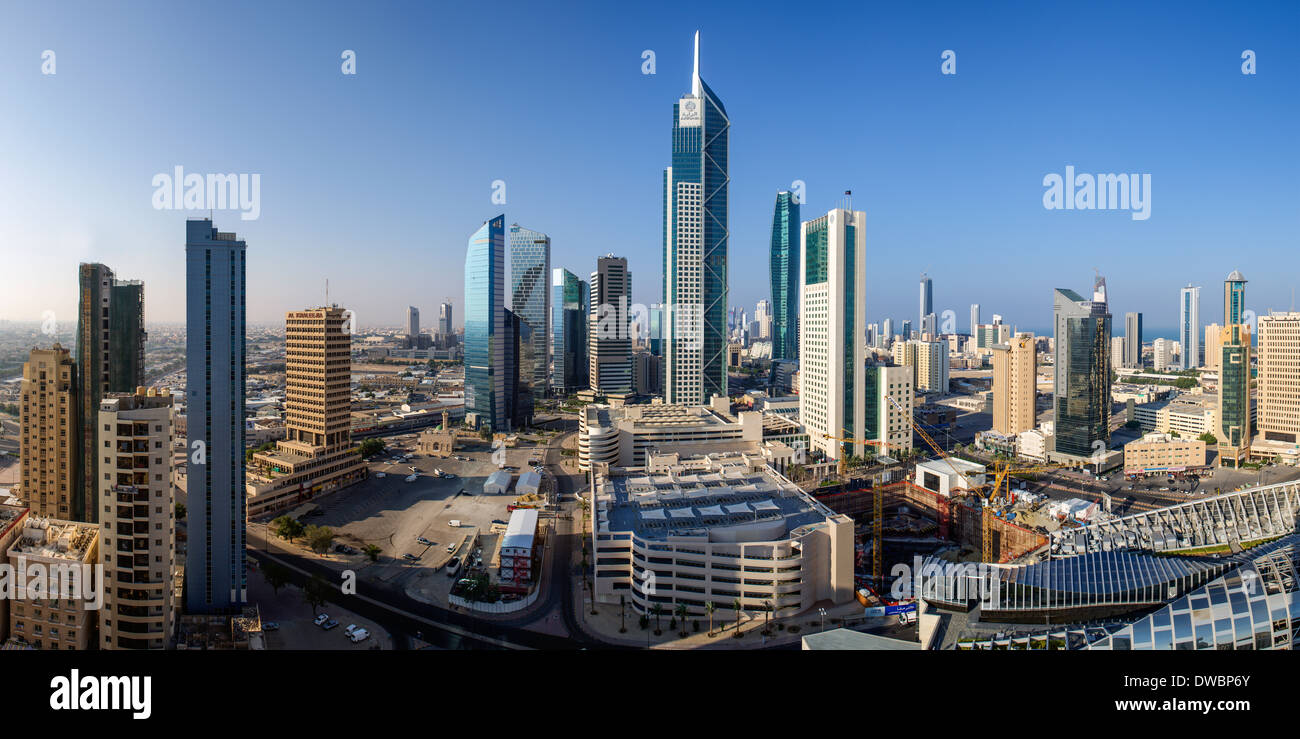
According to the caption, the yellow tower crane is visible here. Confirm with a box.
[819,434,889,582]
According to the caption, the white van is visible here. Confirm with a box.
[449,520,461,528]
[348,628,370,643]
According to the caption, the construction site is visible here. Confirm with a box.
[810,396,1061,607]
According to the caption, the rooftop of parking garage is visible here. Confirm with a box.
[593,459,834,542]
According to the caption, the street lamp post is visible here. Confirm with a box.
[819,607,827,633]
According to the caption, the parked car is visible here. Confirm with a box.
[262,621,279,631]
[491,519,507,526]
[405,474,418,483]
[313,614,330,626]
[348,628,370,643]
[322,620,340,631]
[375,472,386,478]
[445,473,457,479]
[344,624,360,636]
[416,536,433,546]
[445,542,457,553]
[402,553,420,562]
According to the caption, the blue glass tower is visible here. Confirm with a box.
[551,267,588,394]
[769,191,800,361]
[465,216,506,432]
[663,31,728,405]
[184,218,246,613]
[509,224,550,396]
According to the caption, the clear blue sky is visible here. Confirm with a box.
[1,0,1297,338]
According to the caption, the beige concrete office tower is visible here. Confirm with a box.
[19,345,78,519]
[992,333,1037,436]
[900,339,949,394]
[800,208,867,462]
[1204,323,1222,373]
[6,517,99,649]
[1255,313,1300,451]
[247,307,364,516]
[98,388,175,649]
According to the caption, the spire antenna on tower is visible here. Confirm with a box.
[692,30,702,97]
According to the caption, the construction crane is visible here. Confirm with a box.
[819,434,889,583]
[884,396,1008,562]
[977,458,1063,562]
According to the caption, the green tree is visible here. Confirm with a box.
[705,601,716,636]
[732,598,743,632]
[271,515,304,541]
[302,574,330,616]
[675,603,689,637]
[363,544,381,562]
[262,560,290,598]
[304,524,334,554]
[358,438,386,458]
[652,603,664,635]
[1197,432,1218,445]
[174,502,186,521]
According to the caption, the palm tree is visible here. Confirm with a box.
[732,597,742,633]
[674,603,688,637]
[652,603,663,635]
[705,601,716,636]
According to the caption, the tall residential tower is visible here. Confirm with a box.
[184,219,247,613]
[800,208,866,462]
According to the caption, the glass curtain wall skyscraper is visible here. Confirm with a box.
[465,216,506,433]
[184,219,247,613]
[1218,271,1251,467]
[663,31,728,405]
[509,224,551,397]
[76,262,145,523]
[552,267,589,394]
[769,190,800,361]
[918,273,933,331]
[1052,276,1112,461]
[1124,312,1143,368]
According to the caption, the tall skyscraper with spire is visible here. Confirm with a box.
[663,31,729,405]
[769,190,799,361]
